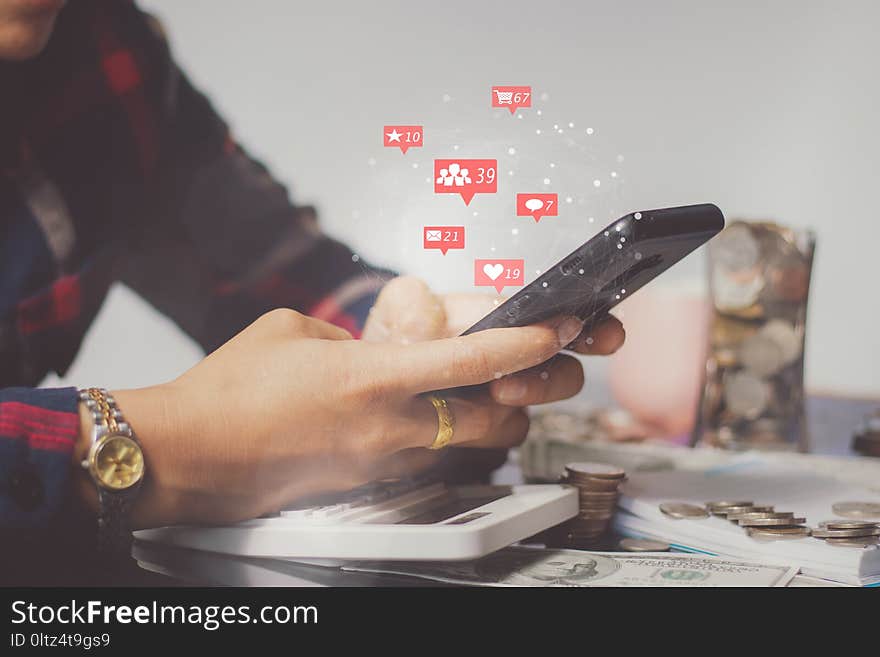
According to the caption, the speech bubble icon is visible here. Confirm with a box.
[491,86,532,115]
[423,226,465,255]
[516,193,558,222]
[474,259,525,294]
[383,125,423,154]
[434,159,497,205]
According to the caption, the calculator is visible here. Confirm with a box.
[134,481,577,561]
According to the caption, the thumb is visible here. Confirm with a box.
[380,316,584,394]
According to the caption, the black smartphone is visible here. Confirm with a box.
[461,203,725,336]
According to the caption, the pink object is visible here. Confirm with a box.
[474,259,525,294]
[434,159,498,205]
[607,286,710,440]
[423,226,465,255]
[491,86,532,114]
[383,125,423,154]
[516,193,558,223]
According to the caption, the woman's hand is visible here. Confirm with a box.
[83,306,592,528]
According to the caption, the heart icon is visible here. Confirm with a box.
[483,263,504,280]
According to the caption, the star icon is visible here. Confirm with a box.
[386,128,402,143]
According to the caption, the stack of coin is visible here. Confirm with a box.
[852,412,880,457]
[694,220,815,451]
[546,462,627,549]
[811,520,880,547]
[706,500,812,540]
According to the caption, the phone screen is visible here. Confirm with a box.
[461,203,724,335]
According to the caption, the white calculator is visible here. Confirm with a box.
[135,481,577,562]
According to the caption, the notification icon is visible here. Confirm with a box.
[516,193,558,222]
[474,259,525,294]
[423,226,465,255]
[383,125,423,154]
[491,86,531,114]
[434,159,497,205]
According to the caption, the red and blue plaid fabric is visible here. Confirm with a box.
[0,1,391,529]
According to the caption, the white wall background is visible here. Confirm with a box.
[51,0,879,397]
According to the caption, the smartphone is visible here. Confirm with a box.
[461,203,725,336]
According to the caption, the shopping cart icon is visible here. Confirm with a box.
[493,89,514,105]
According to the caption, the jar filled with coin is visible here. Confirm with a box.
[692,220,816,451]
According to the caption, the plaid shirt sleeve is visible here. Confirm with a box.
[0,387,79,528]
[118,17,393,353]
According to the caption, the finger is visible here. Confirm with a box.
[388,390,521,451]
[380,316,584,394]
[367,448,440,481]
[567,315,625,355]
[489,354,585,406]
[455,407,530,449]
[362,275,446,343]
[259,308,353,340]
[441,292,506,336]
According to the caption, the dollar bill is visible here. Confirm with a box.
[344,546,797,587]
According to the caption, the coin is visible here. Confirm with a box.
[713,268,765,313]
[706,500,754,510]
[739,332,786,378]
[711,504,767,517]
[565,462,626,480]
[832,502,880,519]
[760,319,803,365]
[619,538,671,552]
[728,510,791,522]
[738,516,806,527]
[825,537,880,548]
[712,222,760,271]
[818,520,879,531]
[723,371,771,420]
[747,527,811,539]
[811,527,880,538]
[659,503,709,519]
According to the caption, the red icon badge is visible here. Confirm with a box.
[474,259,525,294]
[423,226,465,255]
[383,125,423,154]
[434,159,497,205]
[516,193,558,222]
[491,86,531,114]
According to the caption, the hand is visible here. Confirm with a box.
[363,276,626,405]
[75,307,590,528]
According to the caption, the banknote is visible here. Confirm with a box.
[344,546,797,587]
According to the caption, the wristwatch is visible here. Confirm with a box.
[78,387,145,556]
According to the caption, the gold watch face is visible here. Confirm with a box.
[93,434,144,490]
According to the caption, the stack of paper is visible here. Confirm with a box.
[613,459,880,586]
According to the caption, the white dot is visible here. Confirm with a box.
[517,113,523,119]
[540,371,549,380]
[593,179,601,187]
[549,162,556,168]
[367,157,376,166]
[508,147,516,155]
[557,128,564,134]
[542,282,548,288]
[620,237,626,242]
[493,299,500,306]
[412,163,419,168]
[565,196,573,204]
[617,244,623,249]
[540,92,549,101]
[512,228,519,235]
[473,211,479,216]
[424,177,431,183]
[578,268,584,275]
[586,128,594,135]
[616,224,623,231]
[490,246,496,252]
[568,122,575,128]
[634,212,642,220]
[536,129,542,135]
[635,252,643,260]
[586,337,594,345]
[537,109,543,116]
[543,177,551,185]
[621,289,626,294]
[453,144,459,151]
[553,124,558,130]
[442,93,452,102]
[610,171,617,178]
[604,231,610,236]
[615,294,620,300]
[535,269,542,275]
[351,254,360,262]
[508,170,515,176]
[494,371,503,379]
[616,154,625,162]
[588,217,595,223]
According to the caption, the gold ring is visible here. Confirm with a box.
[426,394,455,450]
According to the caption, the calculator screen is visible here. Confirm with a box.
[396,490,508,525]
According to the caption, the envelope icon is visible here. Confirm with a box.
[426,230,442,241]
